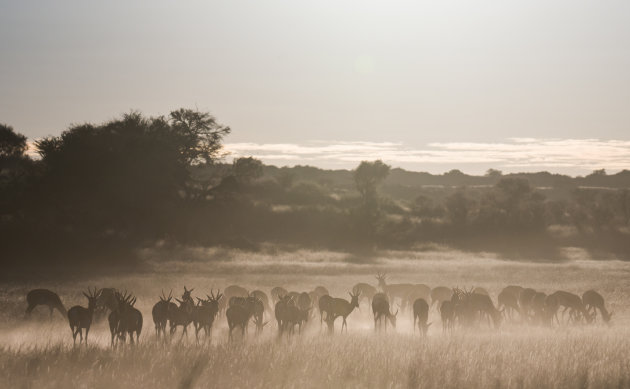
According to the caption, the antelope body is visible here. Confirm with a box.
[412,298,430,336]
[582,290,612,323]
[67,288,101,346]
[372,293,397,332]
[430,287,453,311]
[25,289,67,319]
[327,291,360,333]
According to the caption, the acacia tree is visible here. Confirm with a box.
[169,108,230,165]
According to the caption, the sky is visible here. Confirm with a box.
[1,1,630,175]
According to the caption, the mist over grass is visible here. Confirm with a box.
[1,249,629,388]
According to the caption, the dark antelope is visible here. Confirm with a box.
[375,272,415,310]
[412,298,430,336]
[25,289,67,320]
[67,287,102,346]
[193,289,223,342]
[327,291,360,333]
[109,291,142,346]
[152,290,176,340]
[549,290,593,324]
[582,290,612,323]
[372,293,398,332]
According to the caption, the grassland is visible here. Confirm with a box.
[1,247,629,389]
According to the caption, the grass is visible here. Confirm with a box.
[1,247,629,388]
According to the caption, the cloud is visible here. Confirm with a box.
[224,138,630,174]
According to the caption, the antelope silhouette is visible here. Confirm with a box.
[318,294,333,327]
[549,290,593,324]
[226,304,253,341]
[430,287,453,311]
[67,287,101,346]
[375,272,415,310]
[413,298,430,336]
[271,286,288,305]
[440,300,455,332]
[152,290,175,340]
[327,291,360,333]
[193,290,222,341]
[352,283,377,306]
[109,290,142,346]
[275,295,293,336]
[25,289,67,320]
[404,284,432,312]
[169,287,196,340]
[582,290,612,323]
[372,293,398,332]
[498,289,520,321]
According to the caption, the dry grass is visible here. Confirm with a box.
[1,247,629,389]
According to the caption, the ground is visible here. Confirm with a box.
[1,247,628,388]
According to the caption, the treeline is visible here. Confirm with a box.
[1,109,630,272]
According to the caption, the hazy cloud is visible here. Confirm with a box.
[225,138,630,174]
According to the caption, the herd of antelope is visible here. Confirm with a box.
[23,271,613,346]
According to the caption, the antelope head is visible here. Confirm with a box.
[83,287,101,310]
[182,286,194,302]
[375,272,387,288]
[349,291,361,308]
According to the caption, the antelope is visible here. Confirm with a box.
[109,291,142,346]
[430,287,453,311]
[152,290,175,339]
[193,290,222,341]
[313,286,329,297]
[404,284,431,312]
[549,290,593,324]
[25,289,67,320]
[221,285,248,315]
[582,290,612,323]
[497,289,520,320]
[470,292,502,329]
[375,272,415,309]
[297,292,312,311]
[169,287,196,340]
[531,292,548,325]
[352,283,378,306]
[318,294,333,327]
[275,295,292,335]
[473,287,489,296]
[67,288,101,346]
[226,302,255,341]
[502,285,524,298]
[283,305,311,335]
[250,296,266,334]
[372,293,397,332]
[327,291,360,333]
[440,300,455,332]
[271,286,288,305]
[544,294,560,325]
[287,291,301,303]
[94,287,118,321]
[412,298,430,336]
[518,288,537,320]
[251,290,271,312]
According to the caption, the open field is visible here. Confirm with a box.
[1,247,629,389]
